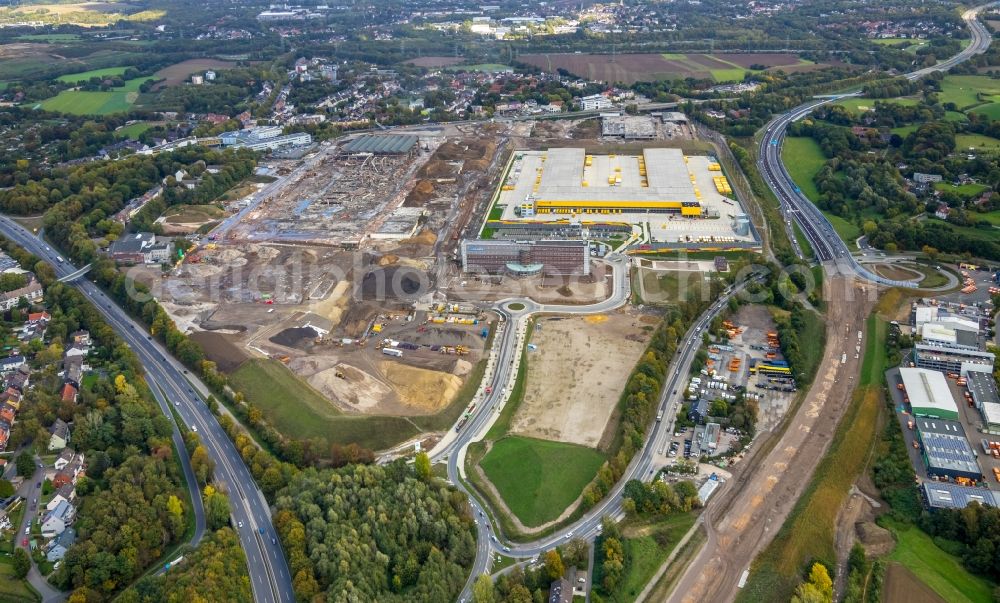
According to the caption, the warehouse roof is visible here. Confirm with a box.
[343,134,418,154]
[915,418,981,477]
[899,367,959,420]
[923,482,1000,509]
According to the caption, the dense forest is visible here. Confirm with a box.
[121,528,252,603]
[273,462,476,602]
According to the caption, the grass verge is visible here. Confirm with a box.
[602,513,699,603]
[883,518,995,603]
[230,358,419,451]
[479,435,606,527]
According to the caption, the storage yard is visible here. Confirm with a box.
[511,312,655,449]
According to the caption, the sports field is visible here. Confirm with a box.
[56,66,129,83]
[479,435,606,526]
[229,358,420,451]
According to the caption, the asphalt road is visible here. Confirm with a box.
[0,217,294,603]
[442,253,764,601]
[757,1,997,285]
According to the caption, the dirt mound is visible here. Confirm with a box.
[452,358,472,376]
[380,361,461,412]
[419,160,458,178]
[401,229,437,247]
[461,158,489,173]
[358,266,432,301]
[405,179,436,206]
[269,326,319,349]
[856,521,895,557]
[309,362,393,413]
[377,254,399,266]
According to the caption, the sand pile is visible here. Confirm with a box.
[381,361,461,412]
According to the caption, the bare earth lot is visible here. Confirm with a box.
[512,312,652,448]
[669,275,877,603]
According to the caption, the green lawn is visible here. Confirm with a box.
[890,124,919,137]
[479,435,606,527]
[933,181,989,198]
[17,33,81,42]
[116,122,153,139]
[781,136,825,203]
[0,561,39,602]
[834,97,918,115]
[955,133,1000,151]
[229,358,419,451]
[710,68,747,82]
[606,513,698,603]
[969,102,1000,121]
[823,211,861,247]
[56,66,129,83]
[939,75,1000,111]
[976,210,1000,226]
[945,110,969,122]
[885,519,995,603]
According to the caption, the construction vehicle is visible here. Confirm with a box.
[335,371,346,379]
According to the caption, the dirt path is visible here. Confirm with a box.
[665,274,877,603]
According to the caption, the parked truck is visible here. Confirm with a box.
[382,348,403,358]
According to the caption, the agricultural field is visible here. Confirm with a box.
[403,56,465,68]
[229,358,420,451]
[884,519,995,603]
[511,313,651,449]
[939,75,1000,112]
[444,63,511,73]
[516,52,818,84]
[152,58,237,86]
[39,75,149,115]
[955,133,1000,151]
[0,2,163,27]
[56,66,128,83]
[479,435,607,527]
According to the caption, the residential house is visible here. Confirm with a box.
[0,510,10,531]
[0,355,25,373]
[62,356,83,388]
[64,345,87,360]
[0,279,43,312]
[26,311,50,325]
[53,448,75,472]
[1,387,22,410]
[108,233,172,265]
[0,403,14,425]
[45,485,76,514]
[40,500,75,538]
[46,527,76,562]
[49,418,70,451]
[60,383,78,404]
[8,366,29,392]
[0,425,8,451]
[70,330,91,349]
[548,578,573,603]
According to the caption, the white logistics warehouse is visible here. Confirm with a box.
[898,367,960,421]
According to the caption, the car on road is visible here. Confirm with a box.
[35,482,40,488]
[259,527,265,535]
[503,546,510,552]
[272,536,277,545]
[238,521,243,528]
[191,425,198,432]
[24,526,29,535]
[21,538,27,546]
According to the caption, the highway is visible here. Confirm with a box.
[0,217,295,603]
[758,1,996,286]
[439,253,765,601]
